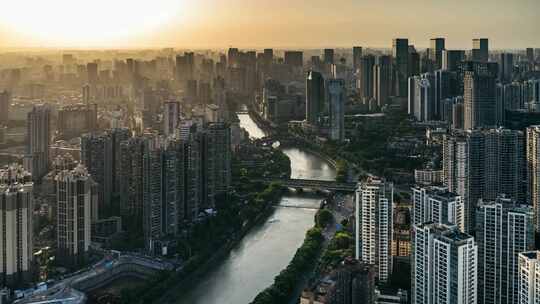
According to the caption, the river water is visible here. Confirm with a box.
[175,114,336,304]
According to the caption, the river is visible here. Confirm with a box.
[175,113,336,304]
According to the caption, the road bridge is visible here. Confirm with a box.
[260,178,357,192]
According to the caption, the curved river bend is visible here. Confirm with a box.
[175,114,336,304]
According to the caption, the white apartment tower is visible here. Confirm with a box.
[476,197,534,304]
[0,164,34,286]
[355,177,393,283]
[56,164,96,265]
[526,126,540,232]
[411,185,463,228]
[518,251,540,304]
[412,223,477,304]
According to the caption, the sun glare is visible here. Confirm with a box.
[0,0,184,47]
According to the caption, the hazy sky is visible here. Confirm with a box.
[0,0,538,49]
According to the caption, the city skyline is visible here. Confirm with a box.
[0,0,538,49]
[1,1,540,302]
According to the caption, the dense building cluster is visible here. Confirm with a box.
[344,38,540,304]
[0,32,539,304]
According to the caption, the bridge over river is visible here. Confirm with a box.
[258,177,357,192]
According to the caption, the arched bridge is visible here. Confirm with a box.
[260,178,357,192]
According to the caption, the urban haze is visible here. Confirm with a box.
[0,1,538,304]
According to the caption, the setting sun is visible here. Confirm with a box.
[0,0,184,47]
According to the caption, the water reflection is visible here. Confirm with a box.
[174,113,335,304]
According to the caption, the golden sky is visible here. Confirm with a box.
[0,0,538,49]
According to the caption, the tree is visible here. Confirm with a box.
[315,209,333,228]
[334,232,352,249]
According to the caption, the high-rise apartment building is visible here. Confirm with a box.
[0,90,9,124]
[463,70,499,129]
[176,52,195,81]
[452,100,465,130]
[457,60,499,97]
[518,251,540,304]
[57,103,97,139]
[358,55,375,103]
[417,76,434,121]
[476,197,534,304]
[412,223,477,304]
[442,50,465,72]
[143,138,181,254]
[499,53,514,83]
[213,77,227,118]
[408,76,416,116]
[355,177,393,283]
[110,128,131,199]
[81,128,130,218]
[0,165,34,286]
[324,49,335,65]
[393,38,409,97]
[56,165,96,266]
[411,185,462,227]
[25,104,51,182]
[528,79,540,111]
[411,70,453,122]
[81,132,113,217]
[373,55,392,108]
[125,130,203,253]
[87,62,98,84]
[421,52,434,74]
[200,123,231,209]
[434,70,452,119]
[180,131,202,222]
[262,48,273,68]
[332,261,375,304]
[141,129,205,255]
[409,73,436,122]
[284,51,303,67]
[163,101,180,137]
[409,46,420,77]
[143,88,159,117]
[306,70,325,126]
[119,137,146,220]
[430,38,445,70]
[526,48,534,63]
[473,38,489,62]
[198,82,212,106]
[443,129,525,232]
[327,79,345,142]
[526,126,540,232]
[227,48,239,67]
[353,47,363,72]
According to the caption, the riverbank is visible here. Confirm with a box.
[280,141,337,169]
[156,187,283,304]
[115,181,285,304]
[249,207,338,304]
[249,225,324,304]
[245,107,339,171]
[160,113,337,304]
